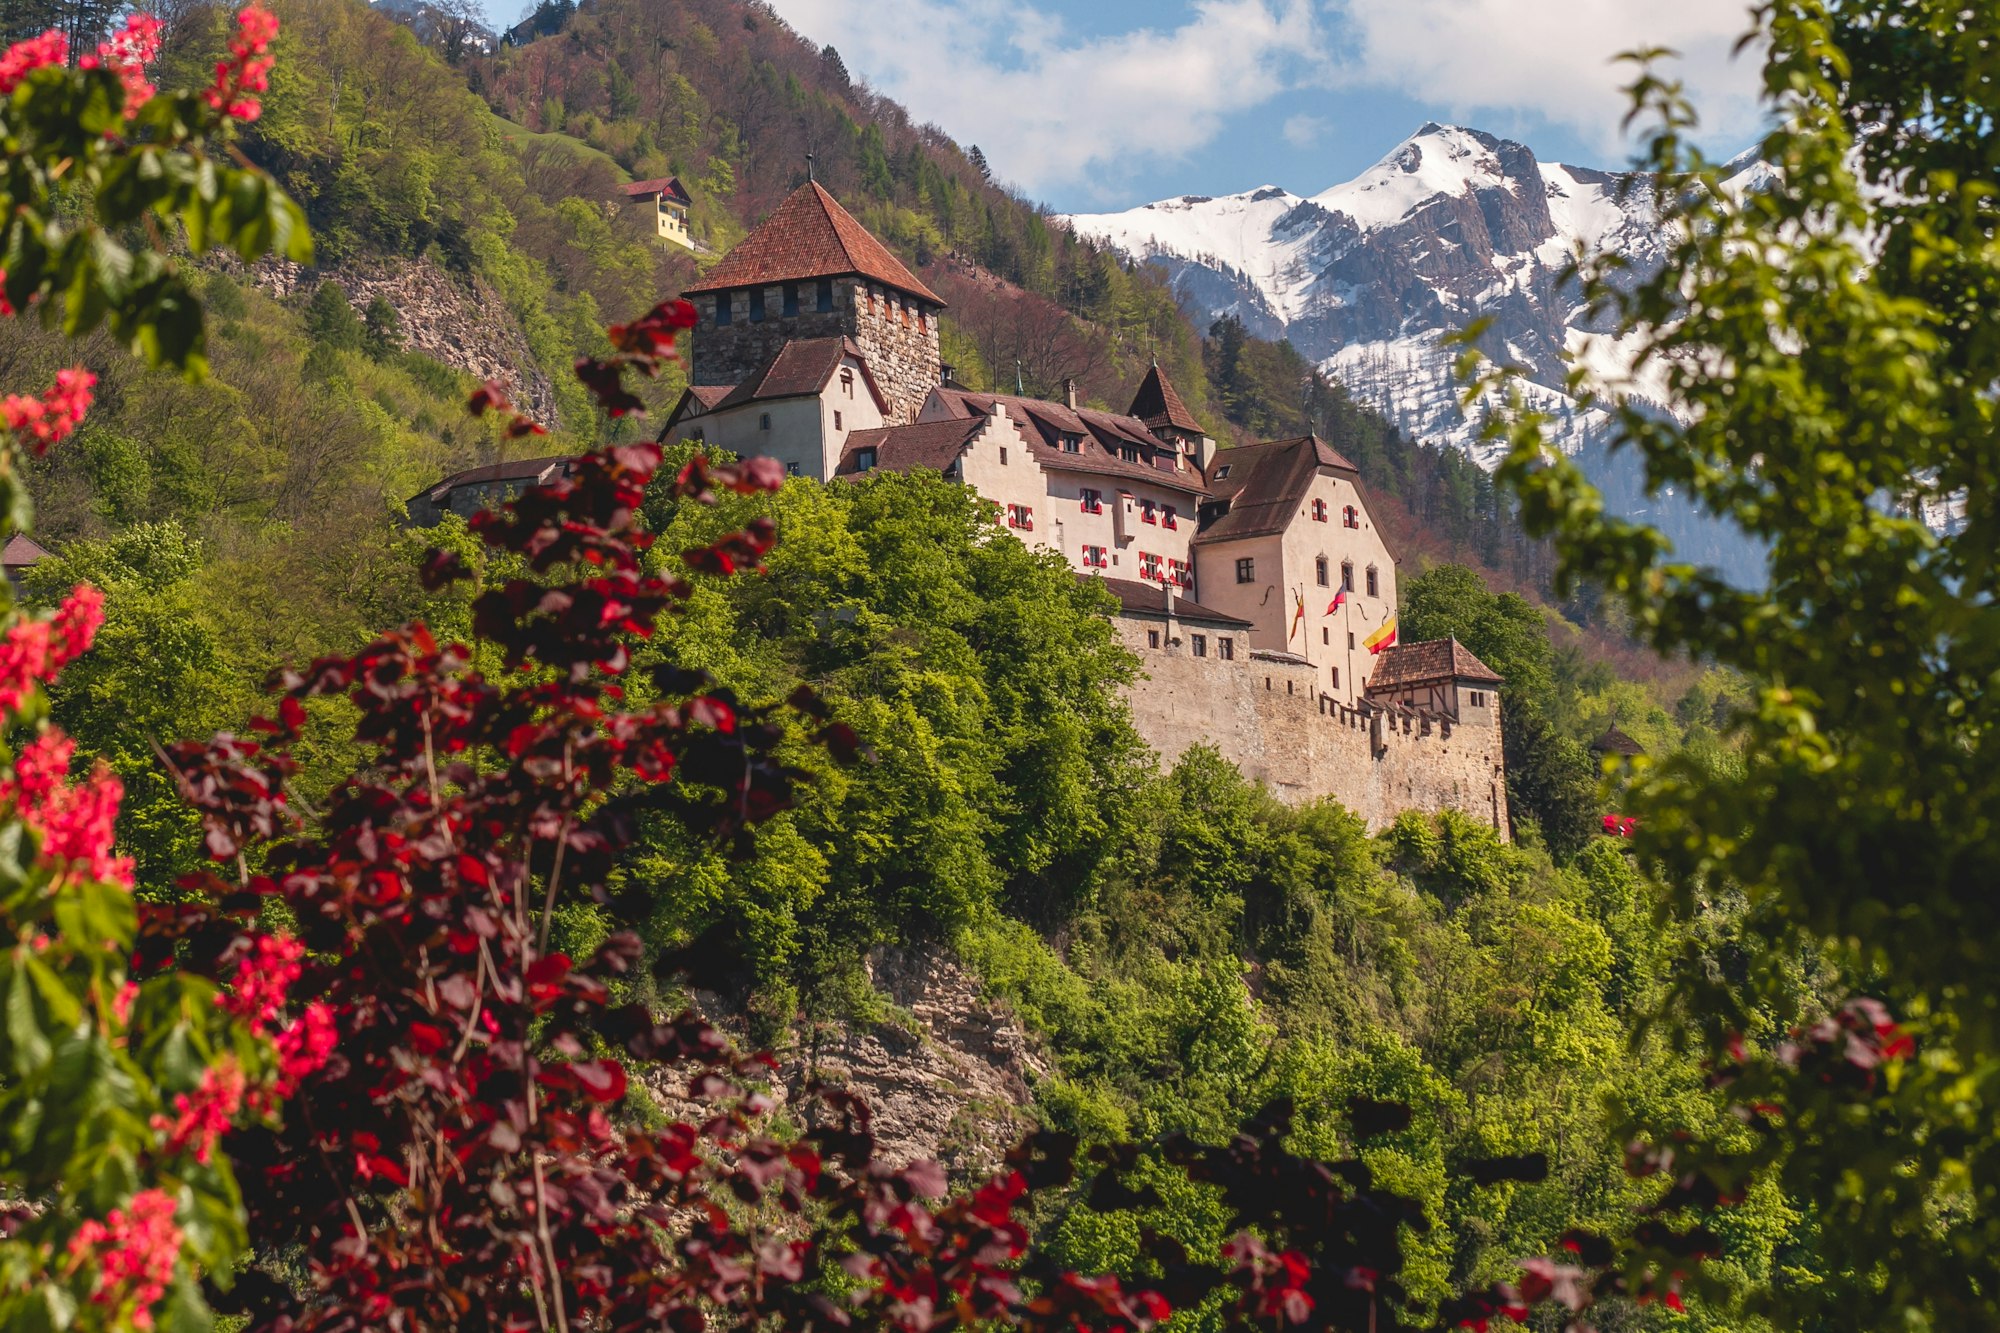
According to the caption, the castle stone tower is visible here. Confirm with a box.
[683,182,944,425]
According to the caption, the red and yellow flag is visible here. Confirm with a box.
[1364,616,1397,655]
[1289,589,1306,643]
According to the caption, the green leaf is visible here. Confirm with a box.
[3,958,53,1077]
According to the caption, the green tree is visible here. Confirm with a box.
[362,292,404,358]
[303,279,362,349]
[1471,0,2000,1323]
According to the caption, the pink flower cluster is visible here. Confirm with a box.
[1,367,95,452]
[271,1001,336,1098]
[0,584,105,713]
[0,30,65,96]
[204,4,278,122]
[225,932,304,1028]
[79,13,163,118]
[152,1058,246,1164]
[67,1189,182,1328]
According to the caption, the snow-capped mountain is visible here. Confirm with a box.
[1060,123,1773,581]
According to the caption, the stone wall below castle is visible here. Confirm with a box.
[1114,617,1509,835]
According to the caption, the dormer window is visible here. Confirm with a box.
[1120,445,1140,463]
[1312,499,1328,522]
[1061,433,1083,453]
[854,447,877,471]
[1214,464,1231,479]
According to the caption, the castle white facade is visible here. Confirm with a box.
[658,182,1509,834]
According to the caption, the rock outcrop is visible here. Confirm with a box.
[251,256,560,426]
[669,946,1045,1180]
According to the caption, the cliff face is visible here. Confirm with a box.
[1061,125,1775,584]
[673,946,1045,1179]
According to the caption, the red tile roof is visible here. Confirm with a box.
[1192,433,1359,544]
[835,417,986,476]
[1085,574,1251,627]
[1365,637,1503,690]
[621,176,692,205]
[2,533,50,569]
[715,337,884,411]
[928,388,1206,497]
[1127,362,1203,435]
[683,182,943,304]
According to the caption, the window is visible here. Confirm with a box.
[1343,505,1360,529]
[782,283,799,317]
[1139,553,1162,581]
[1167,559,1190,588]
[1332,666,1340,688]
[1079,488,1103,514]
[715,292,733,325]
[1347,632,1356,650]
[748,287,765,322]
[759,412,772,430]
[1061,433,1083,453]
[1082,544,1108,568]
[1312,498,1328,522]
[1235,557,1255,584]
[1215,464,1232,479]
[1007,504,1034,530]
[1141,499,1158,525]
[1469,690,1487,707]
[999,446,1008,465]
[854,447,877,471]
[1163,504,1178,529]
[1321,627,1329,645]
[1315,555,1329,587]
[1119,445,1140,464]
[1341,561,1354,592]
[833,411,843,430]
[1192,634,1207,658]
[785,461,801,476]
[841,369,855,396]
[817,279,835,312]
[1366,566,1379,597]
[1147,630,1160,649]
[1218,638,1234,660]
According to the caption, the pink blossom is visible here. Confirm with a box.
[0,30,66,95]
[67,1189,181,1328]
[111,980,138,1025]
[0,586,106,714]
[78,13,162,118]
[0,740,135,889]
[203,4,278,122]
[151,1058,245,1164]
[272,1001,336,1094]
[0,367,95,452]
[225,932,304,1030]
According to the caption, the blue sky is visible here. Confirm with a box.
[753,0,1770,213]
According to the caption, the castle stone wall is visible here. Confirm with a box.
[688,278,941,426]
[1114,617,1509,836]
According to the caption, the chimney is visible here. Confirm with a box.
[1062,378,1078,411]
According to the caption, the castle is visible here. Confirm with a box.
[653,181,1510,835]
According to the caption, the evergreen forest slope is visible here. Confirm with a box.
[0,0,1826,1321]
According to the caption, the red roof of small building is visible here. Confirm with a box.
[411,455,574,507]
[683,181,943,304]
[1127,362,1203,436]
[1193,433,1359,544]
[1365,637,1503,690]
[621,176,692,205]
[2,533,50,569]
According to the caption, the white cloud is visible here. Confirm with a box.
[770,0,1320,198]
[1324,0,1768,153]
[1282,113,1330,148]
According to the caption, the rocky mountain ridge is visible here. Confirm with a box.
[1061,124,1773,582]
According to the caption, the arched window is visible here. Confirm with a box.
[1315,555,1329,586]
[1312,498,1328,522]
[1342,505,1360,529]
[1340,561,1354,592]
[1365,565,1379,597]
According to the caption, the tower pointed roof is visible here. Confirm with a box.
[1128,361,1203,435]
[684,181,943,304]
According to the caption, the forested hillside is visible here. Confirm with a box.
[0,0,1811,1324]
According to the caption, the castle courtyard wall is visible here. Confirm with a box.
[1114,617,1509,836]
